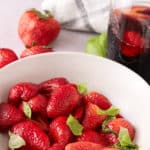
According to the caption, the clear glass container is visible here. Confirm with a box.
[107,0,150,84]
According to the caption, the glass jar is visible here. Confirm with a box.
[107,0,150,84]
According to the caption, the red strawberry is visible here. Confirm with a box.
[27,94,48,115]
[84,92,111,110]
[72,105,84,122]
[39,77,69,97]
[82,103,106,130]
[8,82,39,105]
[121,31,144,57]
[32,115,49,132]
[11,120,50,150]
[48,143,64,150]
[107,118,135,140]
[77,130,108,147]
[18,9,60,47]
[0,103,25,132]
[102,148,120,150]
[65,142,103,150]
[49,116,73,145]
[116,114,123,118]
[0,48,18,68]
[99,132,118,146]
[47,84,80,118]
[20,46,53,58]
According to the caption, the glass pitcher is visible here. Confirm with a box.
[107,0,150,84]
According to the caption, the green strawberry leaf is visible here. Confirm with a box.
[8,131,26,150]
[66,114,83,136]
[44,10,53,18]
[77,83,87,95]
[23,101,32,119]
[97,106,120,117]
[27,8,51,20]
[113,127,139,150]
[86,32,107,57]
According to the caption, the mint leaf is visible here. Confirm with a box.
[97,106,120,117]
[113,127,139,150]
[23,101,32,119]
[77,83,87,95]
[102,116,118,135]
[98,32,107,55]
[8,131,26,150]
[66,114,83,136]
[119,127,133,147]
[96,106,120,134]
[86,32,107,57]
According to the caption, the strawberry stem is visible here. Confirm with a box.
[44,10,53,18]
[27,8,53,20]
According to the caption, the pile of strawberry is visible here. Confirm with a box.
[0,9,61,69]
[0,77,138,150]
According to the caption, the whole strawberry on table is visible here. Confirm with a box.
[0,77,139,150]
[18,8,60,48]
[0,8,60,69]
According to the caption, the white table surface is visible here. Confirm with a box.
[0,0,95,56]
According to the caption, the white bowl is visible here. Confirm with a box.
[0,52,150,150]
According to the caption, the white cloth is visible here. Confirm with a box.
[41,0,110,33]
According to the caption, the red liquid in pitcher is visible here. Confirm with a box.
[108,6,150,84]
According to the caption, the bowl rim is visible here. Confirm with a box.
[0,51,149,87]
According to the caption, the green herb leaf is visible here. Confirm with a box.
[97,106,120,117]
[102,116,118,135]
[119,127,133,147]
[113,127,139,150]
[66,114,83,136]
[100,106,120,135]
[86,32,107,57]
[77,83,87,95]
[23,101,32,119]
[8,131,26,150]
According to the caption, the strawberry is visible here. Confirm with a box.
[121,31,144,57]
[8,82,39,105]
[0,48,18,68]
[11,120,50,150]
[107,118,135,140]
[39,77,69,97]
[20,46,53,58]
[99,132,118,146]
[116,114,123,118]
[65,141,103,150]
[72,105,85,122]
[49,116,73,145]
[77,130,108,147]
[27,94,48,115]
[84,92,111,110]
[82,103,106,130]
[0,103,25,132]
[18,9,60,47]
[32,115,49,132]
[102,148,120,150]
[48,143,64,150]
[47,84,80,118]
